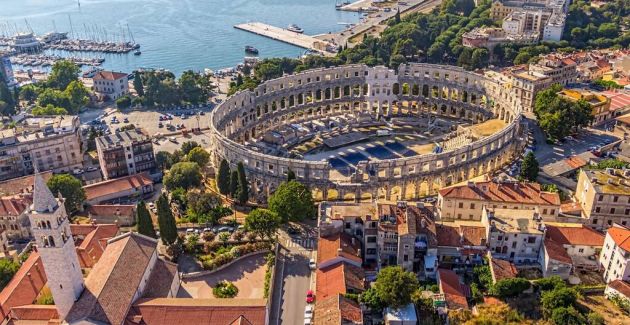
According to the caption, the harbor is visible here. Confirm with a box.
[234,22,338,56]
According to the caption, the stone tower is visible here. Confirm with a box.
[27,173,84,319]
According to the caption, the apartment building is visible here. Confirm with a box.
[530,56,578,86]
[0,116,82,181]
[95,129,156,180]
[558,88,612,125]
[575,169,630,230]
[482,207,545,264]
[92,71,129,101]
[436,223,487,272]
[490,0,567,41]
[437,180,561,222]
[599,225,630,283]
[539,224,605,279]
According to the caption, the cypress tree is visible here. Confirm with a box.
[236,162,248,204]
[133,74,144,97]
[216,159,231,195]
[287,169,296,182]
[229,170,239,198]
[520,151,540,182]
[136,201,156,238]
[156,193,177,245]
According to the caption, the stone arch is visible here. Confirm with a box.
[327,189,339,201]
[343,192,356,202]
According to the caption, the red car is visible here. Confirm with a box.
[306,290,315,303]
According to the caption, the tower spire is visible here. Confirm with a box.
[32,171,58,213]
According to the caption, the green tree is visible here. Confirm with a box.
[186,191,221,225]
[0,259,20,291]
[64,80,89,113]
[19,84,38,103]
[32,104,68,116]
[163,162,202,190]
[551,306,586,325]
[179,70,203,104]
[520,151,539,181]
[268,181,314,222]
[359,287,385,312]
[374,266,419,309]
[156,193,178,245]
[181,141,200,155]
[133,74,144,97]
[534,276,566,291]
[47,174,86,214]
[236,162,249,204]
[287,169,296,182]
[229,170,239,197]
[541,287,579,317]
[186,147,209,167]
[37,88,71,111]
[47,60,80,90]
[587,312,605,325]
[136,201,156,238]
[216,159,231,195]
[155,151,177,170]
[116,96,131,109]
[245,208,281,240]
[490,278,531,298]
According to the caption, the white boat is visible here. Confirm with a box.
[287,24,304,33]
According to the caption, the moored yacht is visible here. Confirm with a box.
[245,45,259,54]
[287,24,304,33]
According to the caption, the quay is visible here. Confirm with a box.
[338,0,376,12]
[234,22,337,56]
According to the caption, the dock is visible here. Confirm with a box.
[234,22,337,56]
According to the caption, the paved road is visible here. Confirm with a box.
[269,228,317,325]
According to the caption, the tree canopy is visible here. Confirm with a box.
[156,193,178,245]
[0,259,19,291]
[520,152,539,182]
[534,85,593,141]
[47,60,80,90]
[163,162,202,190]
[245,208,282,240]
[136,201,156,238]
[216,159,231,195]
[186,147,210,167]
[268,181,314,222]
[47,174,86,214]
[373,266,419,309]
[236,162,248,204]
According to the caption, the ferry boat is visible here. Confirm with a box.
[287,24,304,33]
[245,46,259,54]
[82,66,103,78]
[39,31,68,43]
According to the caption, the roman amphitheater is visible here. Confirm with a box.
[209,63,525,202]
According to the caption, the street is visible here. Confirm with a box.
[270,227,317,325]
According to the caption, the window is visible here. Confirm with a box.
[608,220,613,226]
[578,248,584,253]
[550,209,555,215]
[367,236,376,243]
[596,207,601,213]
[512,241,517,248]
[598,195,604,202]
[543,209,548,214]
[614,196,619,202]
[611,208,616,214]
[470,203,476,209]
[527,237,536,244]
[366,248,376,255]
[593,218,598,225]
[498,235,503,241]
[458,202,463,208]
[404,255,408,262]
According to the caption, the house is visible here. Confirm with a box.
[489,255,518,283]
[482,207,544,264]
[384,303,417,325]
[92,71,129,101]
[575,168,630,230]
[599,224,630,283]
[317,231,362,269]
[70,224,120,268]
[436,223,487,272]
[605,280,630,303]
[87,204,136,226]
[0,252,47,319]
[95,129,156,180]
[436,268,469,317]
[437,181,560,222]
[83,172,154,205]
[313,295,363,325]
[0,197,31,239]
[316,262,365,301]
[539,224,604,279]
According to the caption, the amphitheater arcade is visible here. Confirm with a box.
[209,63,525,202]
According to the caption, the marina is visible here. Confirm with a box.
[234,22,338,56]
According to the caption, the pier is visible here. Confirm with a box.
[234,22,337,56]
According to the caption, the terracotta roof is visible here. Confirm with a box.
[438,269,469,310]
[489,257,518,282]
[0,172,53,197]
[93,71,128,81]
[83,173,153,201]
[317,232,361,265]
[559,202,583,216]
[316,262,365,300]
[142,259,179,298]
[0,253,47,319]
[314,294,362,325]
[0,197,28,216]
[565,155,587,169]
[608,280,630,298]
[439,181,560,206]
[544,238,572,264]
[73,224,120,268]
[88,205,135,217]
[607,227,630,252]
[436,224,486,247]
[66,232,159,325]
[545,225,604,247]
[126,298,267,325]
[7,304,59,322]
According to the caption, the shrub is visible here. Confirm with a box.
[534,276,566,292]
[212,281,238,298]
[263,253,275,298]
[203,241,222,254]
[233,230,244,241]
[202,231,215,242]
[541,287,579,317]
[491,278,531,298]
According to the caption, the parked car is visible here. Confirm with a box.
[72,168,84,175]
[169,137,177,143]
[306,290,315,303]
[309,259,316,270]
[304,305,313,319]
[86,166,98,172]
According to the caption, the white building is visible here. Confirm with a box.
[539,224,605,279]
[27,171,84,319]
[599,225,630,283]
[92,71,129,101]
[482,207,544,264]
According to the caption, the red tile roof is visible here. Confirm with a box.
[439,181,560,206]
[126,298,267,325]
[83,173,153,202]
[0,198,28,216]
[0,172,52,197]
[608,227,630,252]
[88,205,135,218]
[438,269,469,310]
[316,262,365,300]
[66,232,159,325]
[74,224,120,268]
[608,280,630,298]
[489,257,518,282]
[545,225,604,247]
[544,238,572,264]
[317,232,361,265]
[0,252,47,319]
[93,71,128,81]
[7,304,59,322]
[436,225,486,247]
[314,294,362,325]
[560,202,583,216]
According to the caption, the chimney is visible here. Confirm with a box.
[351,237,356,246]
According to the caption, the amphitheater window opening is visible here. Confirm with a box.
[392,83,400,95]
[412,84,419,96]
[325,74,331,81]
[431,86,439,98]
[281,98,286,109]
[316,76,321,82]
[272,102,278,111]
[353,85,361,96]
[436,161,443,169]
[334,87,340,98]
[325,88,332,100]
[444,73,450,80]
[462,91,468,102]
[408,166,416,174]
[471,94,477,103]
[378,169,386,178]
[402,83,410,95]
[343,85,350,96]
[433,72,440,79]
[289,96,295,107]
[362,85,369,96]
[450,107,456,115]
[393,167,402,178]
[264,104,269,114]
[422,85,429,97]
[441,87,448,99]
[316,90,322,101]
[440,105,447,113]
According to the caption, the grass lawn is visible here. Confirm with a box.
[470,119,507,137]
